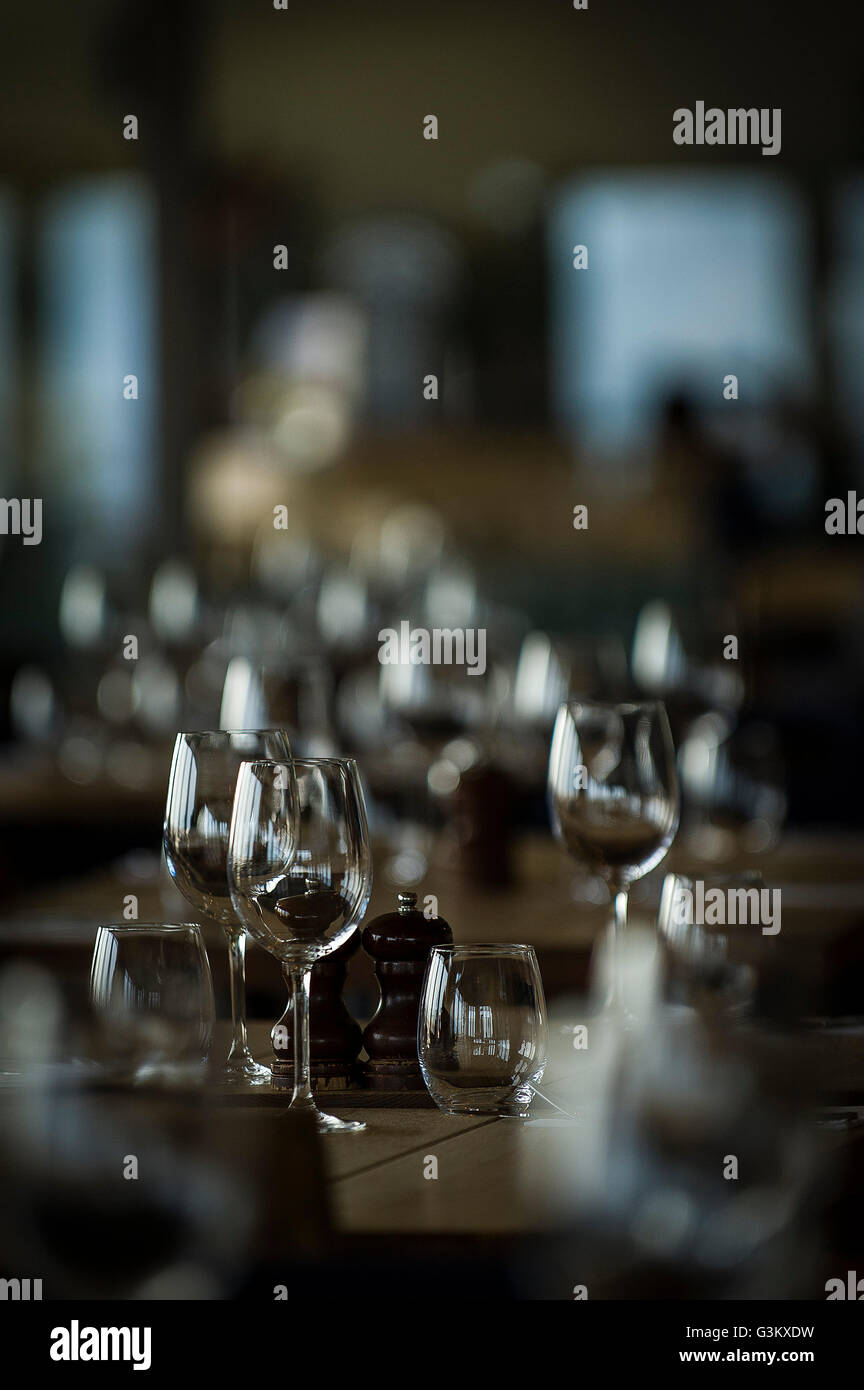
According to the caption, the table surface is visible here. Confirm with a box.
[229,1022,863,1236]
[220,1082,863,1237]
[4,829,864,1239]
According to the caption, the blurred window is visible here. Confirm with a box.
[0,192,16,490]
[37,175,156,545]
[550,174,813,471]
[831,178,864,464]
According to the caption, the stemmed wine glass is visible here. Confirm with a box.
[163,730,291,1085]
[548,701,679,1013]
[228,757,372,1133]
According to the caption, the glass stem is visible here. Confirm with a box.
[226,928,250,1061]
[608,880,629,1009]
[286,962,314,1107]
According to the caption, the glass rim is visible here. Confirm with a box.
[95,922,207,934]
[561,698,668,717]
[429,942,537,956]
[173,729,292,741]
[239,755,359,771]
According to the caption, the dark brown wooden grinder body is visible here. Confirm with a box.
[361,891,452,1090]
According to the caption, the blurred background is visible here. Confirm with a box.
[0,0,861,904]
[1,0,864,1304]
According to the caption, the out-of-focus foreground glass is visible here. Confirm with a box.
[658,871,763,1015]
[90,924,214,1084]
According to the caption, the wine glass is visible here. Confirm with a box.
[548,701,679,1014]
[163,730,291,1085]
[657,870,762,1012]
[228,757,372,1133]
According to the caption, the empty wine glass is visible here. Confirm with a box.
[89,924,214,1084]
[228,757,372,1133]
[163,730,291,1085]
[418,944,548,1116]
[219,655,335,756]
[658,870,762,1012]
[548,701,679,1014]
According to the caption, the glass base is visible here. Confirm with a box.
[813,1109,864,1132]
[591,999,639,1032]
[423,1081,535,1117]
[130,1061,210,1089]
[442,1106,531,1119]
[277,1093,365,1132]
[314,1110,366,1134]
[219,1055,272,1086]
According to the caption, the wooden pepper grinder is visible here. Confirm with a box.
[361,891,452,1091]
[271,930,363,1091]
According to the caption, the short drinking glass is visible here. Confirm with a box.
[89,924,214,1084]
[418,944,548,1117]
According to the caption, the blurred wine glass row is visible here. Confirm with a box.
[4,546,785,868]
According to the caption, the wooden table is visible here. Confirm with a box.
[4,829,864,1256]
[223,1021,863,1238]
[223,1021,568,1234]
